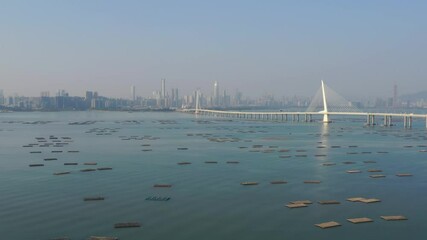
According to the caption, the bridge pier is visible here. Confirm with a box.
[383,115,392,127]
[403,116,413,128]
[366,114,376,126]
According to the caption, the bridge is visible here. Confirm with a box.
[181,81,427,128]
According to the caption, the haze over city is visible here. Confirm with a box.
[1,0,426,99]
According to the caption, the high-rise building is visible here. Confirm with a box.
[393,84,398,108]
[213,81,219,106]
[161,79,166,99]
[85,91,93,101]
[131,85,136,101]
[171,88,179,107]
[0,90,4,105]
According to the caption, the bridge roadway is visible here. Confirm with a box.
[180,109,427,128]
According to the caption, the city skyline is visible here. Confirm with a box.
[1,1,427,98]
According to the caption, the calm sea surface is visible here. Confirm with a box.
[1,111,426,240]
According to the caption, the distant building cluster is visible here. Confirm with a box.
[0,82,426,111]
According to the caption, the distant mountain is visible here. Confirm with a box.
[400,91,427,101]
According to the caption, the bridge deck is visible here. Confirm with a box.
[187,109,426,118]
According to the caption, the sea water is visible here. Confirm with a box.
[0,111,426,240]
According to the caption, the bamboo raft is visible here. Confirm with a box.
[114,222,141,228]
[315,221,341,229]
[240,182,258,186]
[347,217,373,224]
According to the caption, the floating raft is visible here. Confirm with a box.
[68,150,79,153]
[240,182,258,186]
[52,150,63,153]
[64,162,78,165]
[205,161,218,164]
[290,200,312,204]
[318,200,340,205]
[80,169,96,172]
[97,167,113,171]
[367,169,382,172]
[84,196,105,201]
[153,184,172,188]
[177,162,191,165]
[84,162,97,165]
[360,198,381,203]
[347,197,365,202]
[177,147,188,150]
[54,171,70,176]
[88,236,118,240]
[347,217,373,224]
[286,203,307,208]
[270,180,287,184]
[44,158,58,161]
[29,164,44,167]
[347,197,381,203]
[347,170,362,173]
[114,222,141,228]
[322,163,336,166]
[381,215,408,221]
[396,173,412,177]
[145,196,171,201]
[370,174,386,178]
[304,180,321,184]
[343,161,355,164]
[315,221,341,229]
[30,151,42,154]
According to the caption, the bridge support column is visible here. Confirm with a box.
[403,116,412,128]
[370,115,375,126]
[383,115,392,127]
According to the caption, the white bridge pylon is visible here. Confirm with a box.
[195,89,200,114]
[320,80,331,123]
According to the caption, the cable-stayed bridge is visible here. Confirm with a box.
[181,81,427,128]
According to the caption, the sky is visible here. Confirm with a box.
[1,0,426,99]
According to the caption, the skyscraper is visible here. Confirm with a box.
[213,81,219,106]
[161,79,166,99]
[393,84,398,108]
[131,85,136,101]
[0,90,4,106]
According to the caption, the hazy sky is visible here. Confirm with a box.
[1,0,426,99]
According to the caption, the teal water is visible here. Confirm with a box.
[0,111,426,240]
